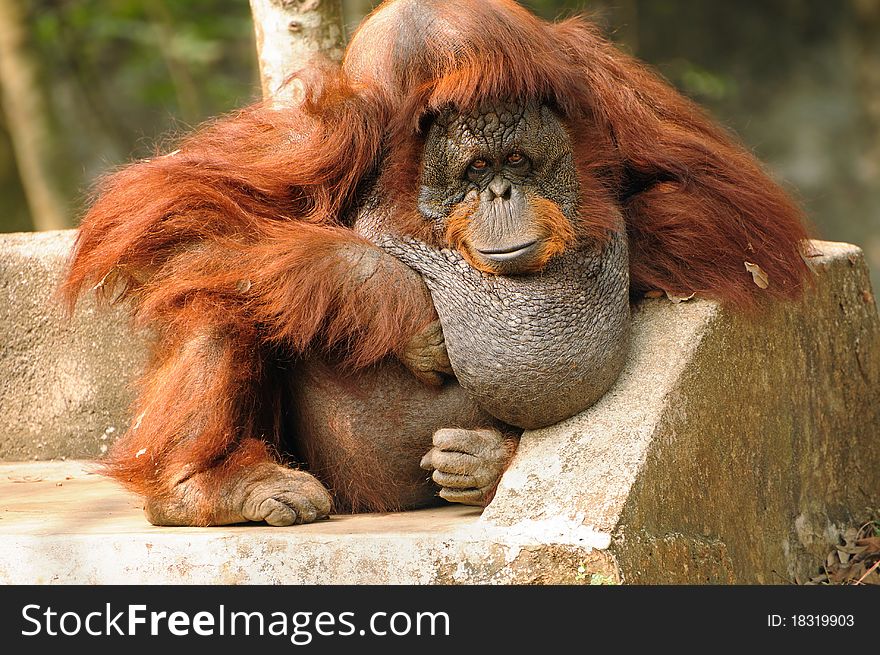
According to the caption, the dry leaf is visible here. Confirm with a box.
[665,291,695,304]
[856,536,880,554]
[826,551,838,569]
[856,560,880,584]
[744,261,769,289]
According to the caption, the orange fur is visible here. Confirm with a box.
[445,196,578,274]
[531,197,578,264]
[443,199,486,272]
[65,0,812,514]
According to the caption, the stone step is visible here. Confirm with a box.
[0,230,145,461]
[0,461,531,585]
[0,232,877,583]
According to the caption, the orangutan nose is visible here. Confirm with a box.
[488,176,512,200]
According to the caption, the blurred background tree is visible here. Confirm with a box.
[0,0,257,231]
[0,0,877,283]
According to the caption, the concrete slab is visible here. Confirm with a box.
[0,231,146,460]
[0,461,611,584]
[0,234,877,584]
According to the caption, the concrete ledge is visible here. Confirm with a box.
[0,231,146,460]
[486,241,880,583]
[0,461,609,584]
[0,234,878,584]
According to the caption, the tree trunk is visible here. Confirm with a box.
[249,0,346,104]
[0,0,70,230]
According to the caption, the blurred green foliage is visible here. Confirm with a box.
[0,0,256,230]
[30,0,257,135]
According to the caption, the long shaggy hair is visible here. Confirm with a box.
[63,0,811,511]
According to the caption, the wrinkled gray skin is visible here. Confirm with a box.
[374,236,630,429]
[288,101,631,517]
[358,101,631,429]
[415,101,582,273]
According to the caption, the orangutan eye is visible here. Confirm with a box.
[507,152,527,166]
[466,158,491,182]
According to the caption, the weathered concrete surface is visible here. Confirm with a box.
[0,230,147,460]
[484,240,880,584]
[0,235,877,584]
[0,461,614,584]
